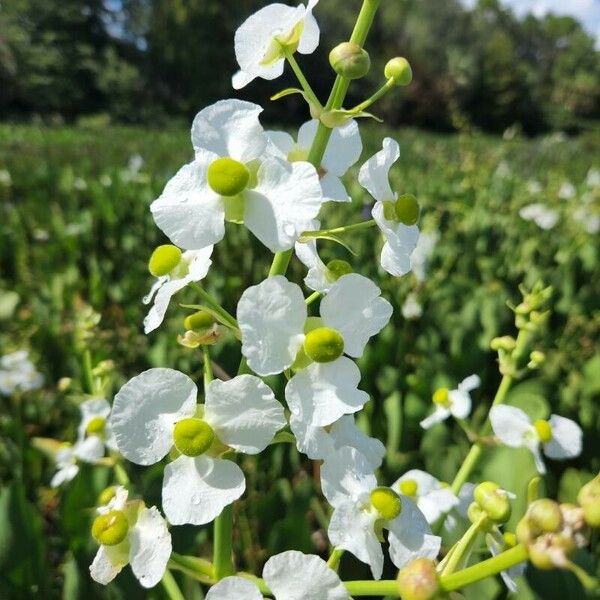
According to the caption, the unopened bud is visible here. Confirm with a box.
[149,244,182,277]
[173,418,215,457]
[490,336,516,352]
[528,499,562,534]
[329,42,371,79]
[325,259,353,282]
[207,157,250,197]
[385,57,413,86]
[578,475,600,527]
[474,482,512,523]
[396,558,439,600]
[303,327,345,363]
[529,350,545,366]
[184,310,216,332]
[370,487,402,521]
[92,510,129,546]
[516,516,534,545]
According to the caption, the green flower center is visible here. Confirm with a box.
[92,510,129,546]
[370,486,402,521]
[399,479,418,497]
[303,327,345,363]
[184,310,216,332]
[86,416,106,436]
[148,244,182,277]
[325,259,353,282]
[534,419,552,443]
[432,387,450,407]
[173,418,215,457]
[382,195,420,226]
[207,157,250,197]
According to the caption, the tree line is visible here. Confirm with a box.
[1,0,599,133]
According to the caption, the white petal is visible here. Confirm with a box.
[150,155,225,251]
[449,390,472,420]
[51,464,79,488]
[89,545,125,585]
[204,375,285,454]
[544,415,583,460]
[191,99,265,163]
[100,486,129,513]
[320,173,351,203]
[232,70,255,90]
[289,414,333,460]
[285,357,369,427]
[78,398,111,440]
[329,415,385,469]
[528,442,547,474]
[74,436,105,463]
[162,455,245,525]
[265,130,296,159]
[110,368,197,465]
[387,496,441,568]
[128,507,171,588]
[417,489,460,524]
[206,577,263,600]
[143,275,191,334]
[244,158,323,253]
[185,247,214,280]
[320,274,392,357]
[263,550,349,600]
[297,3,320,55]
[489,405,532,448]
[328,503,383,580]
[322,120,362,177]
[238,276,306,376]
[358,137,399,202]
[419,406,450,429]
[458,374,481,393]
[320,446,376,508]
[294,220,333,293]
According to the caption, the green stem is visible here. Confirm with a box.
[168,553,215,583]
[326,548,345,570]
[192,284,238,329]
[351,78,395,113]
[213,504,234,579]
[284,49,322,108]
[301,219,376,238]
[344,580,401,596]
[564,559,599,592]
[81,348,95,394]
[268,249,293,277]
[203,345,213,387]
[305,291,321,306]
[114,461,130,486]
[161,570,186,600]
[442,515,488,575]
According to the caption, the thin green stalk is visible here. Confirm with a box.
[161,570,186,600]
[351,78,395,113]
[168,553,215,584]
[326,548,345,570]
[203,345,213,387]
[213,504,235,579]
[81,348,95,394]
[284,49,322,108]
[301,219,376,238]
[268,249,293,277]
[305,291,321,306]
[442,515,488,575]
[344,580,400,596]
[192,284,238,329]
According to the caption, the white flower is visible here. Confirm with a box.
[151,99,323,254]
[232,1,320,89]
[90,487,172,588]
[573,205,600,234]
[206,550,349,600]
[392,470,459,525]
[443,482,476,532]
[0,350,44,395]
[143,246,213,334]
[358,138,419,277]
[321,447,441,579]
[558,181,576,200]
[0,169,12,186]
[489,405,582,475]
[110,368,285,524]
[586,168,600,189]
[50,438,105,487]
[401,293,422,320]
[76,397,118,452]
[267,119,362,202]
[420,375,480,430]
[410,230,438,283]
[519,203,558,230]
[526,180,542,195]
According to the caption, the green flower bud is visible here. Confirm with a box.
[533,419,553,443]
[385,57,413,86]
[207,158,250,197]
[173,418,215,457]
[503,531,517,548]
[516,516,535,545]
[184,311,216,332]
[325,259,353,282]
[529,350,545,365]
[432,387,450,407]
[396,558,440,600]
[399,479,418,497]
[490,335,517,352]
[92,510,129,546]
[303,327,345,363]
[578,475,600,527]
[395,194,420,226]
[474,482,512,523]
[329,42,371,79]
[370,487,402,521]
[86,416,106,436]
[97,486,117,507]
[528,499,562,534]
[148,244,182,277]
[467,501,486,524]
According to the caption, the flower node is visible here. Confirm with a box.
[148,244,182,277]
[173,418,215,457]
[92,510,129,546]
[303,327,345,363]
[370,486,402,521]
[207,157,250,197]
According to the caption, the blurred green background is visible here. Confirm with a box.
[1,0,599,599]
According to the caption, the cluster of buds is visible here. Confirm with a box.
[516,498,589,570]
[469,481,512,526]
[513,282,552,332]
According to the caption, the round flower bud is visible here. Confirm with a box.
[384,57,413,86]
[97,486,117,507]
[85,416,106,436]
[184,310,216,332]
[92,510,129,546]
[395,194,420,226]
[432,387,449,406]
[207,157,250,197]
[578,476,600,527]
[533,419,553,443]
[490,335,517,352]
[503,531,517,548]
[528,499,562,534]
[329,42,371,80]
[467,501,486,524]
[516,516,535,545]
[148,244,182,277]
[474,482,512,523]
[303,327,345,363]
[370,487,402,521]
[396,558,440,600]
[399,479,418,497]
[325,259,353,282]
[529,350,545,365]
[173,418,215,457]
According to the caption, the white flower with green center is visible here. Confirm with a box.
[0,350,44,395]
[143,244,213,334]
[77,397,118,451]
[89,487,172,588]
[109,368,285,525]
[489,405,582,475]
[266,119,362,202]
[232,1,320,90]
[419,374,481,430]
[237,274,392,429]
[519,203,558,230]
[392,470,459,525]
[205,550,349,599]
[151,99,323,254]
[358,138,420,277]
[50,437,105,487]
[320,447,441,579]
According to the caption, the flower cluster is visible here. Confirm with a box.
[0,350,43,396]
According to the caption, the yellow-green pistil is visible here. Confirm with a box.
[534,419,552,443]
[149,244,182,277]
[370,487,402,521]
[86,416,106,436]
[303,327,345,363]
[184,310,216,332]
[207,158,250,197]
[432,387,450,407]
[173,418,215,457]
[399,479,418,497]
[382,194,420,226]
[92,510,129,546]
